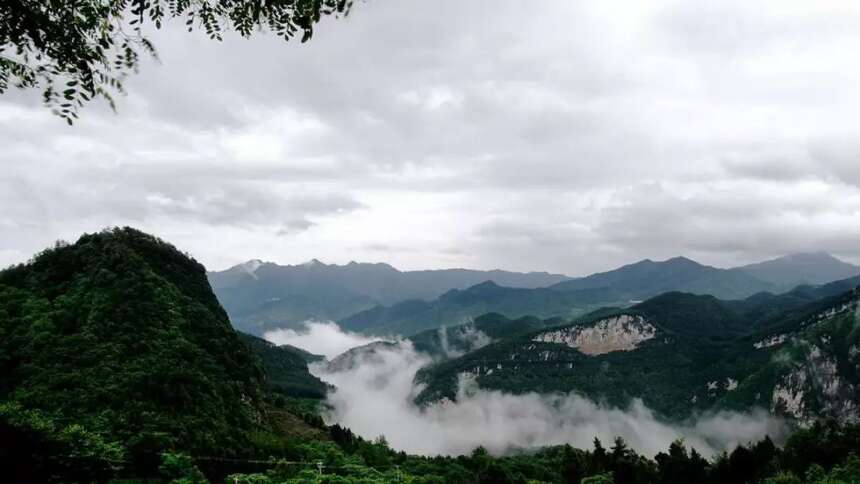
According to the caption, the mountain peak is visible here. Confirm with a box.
[738,251,860,287]
[301,258,326,268]
[470,280,501,290]
[663,256,702,266]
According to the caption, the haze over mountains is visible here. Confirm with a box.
[5,228,860,482]
[208,259,570,335]
[210,252,860,336]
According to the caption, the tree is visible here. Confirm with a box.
[0,0,352,124]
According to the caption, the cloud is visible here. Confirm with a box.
[2,1,860,273]
[301,322,787,458]
[264,321,381,359]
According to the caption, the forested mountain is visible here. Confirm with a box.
[208,259,569,335]
[550,256,774,301]
[3,228,860,483]
[415,282,860,422]
[339,281,601,336]
[0,228,326,480]
[407,312,559,359]
[339,265,860,338]
[210,253,860,338]
[736,252,860,289]
[237,333,329,399]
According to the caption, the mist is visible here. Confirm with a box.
[264,321,382,359]
[298,322,787,458]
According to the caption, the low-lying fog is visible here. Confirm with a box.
[266,322,787,458]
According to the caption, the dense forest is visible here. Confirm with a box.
[1,228,859,483]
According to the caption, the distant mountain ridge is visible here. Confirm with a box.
[211,252,860,337]
[549,256,774,300]
[736,251,860,289]
[208,259,571,335]
[339,281,613,336]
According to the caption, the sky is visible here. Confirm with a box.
[2,0,860,276]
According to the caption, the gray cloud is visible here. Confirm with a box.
[2,0,860,272]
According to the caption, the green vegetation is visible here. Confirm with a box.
[340,281,599,337]
[2,228,859,483]
[0,228,323,480]
[416,287,860,420]
[209,260,570,336]
[238,332,329,400]
[224,421,860,484]
[0,0,351,123]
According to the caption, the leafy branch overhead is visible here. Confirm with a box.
[0,0,352,124]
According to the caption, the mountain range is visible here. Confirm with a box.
[411,278,860,422]
[210,252,859,337]
[4,227,860,482]
[208,259,570,335]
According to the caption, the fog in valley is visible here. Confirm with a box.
[264,321,381,359]
[269,321,788,458]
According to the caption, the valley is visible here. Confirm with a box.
[2,228,860,483]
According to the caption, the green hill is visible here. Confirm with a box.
[237,333,329,399]
[415,285,860,421]
[0,228,325,480]
[339,280,609,336]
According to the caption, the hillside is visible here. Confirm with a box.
[407,312,557,359]
[737,252,860,289]
[209,259,570,335]
[415,284,860,422]
[237,333,329,399]
[0,228,325,479]
[339,280,600,336]
[550,256,774,300]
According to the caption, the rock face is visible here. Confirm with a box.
[766,293,860,423]
[532,314,657,355]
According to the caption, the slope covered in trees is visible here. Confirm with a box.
[208,259,569,335]
[415,284,860,421]
[0,228,323,480]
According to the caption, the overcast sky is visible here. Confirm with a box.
[2,0,860,276]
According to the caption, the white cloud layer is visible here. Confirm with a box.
[2,0,860,273]
[303,323,786,457]
[264,321,380,359]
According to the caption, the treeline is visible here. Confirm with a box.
[223,419,858,483]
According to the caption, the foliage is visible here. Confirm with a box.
[239,332,330,399]
[416,286,860,419]
[4,228,860,483]
[160,451,207,483]
[0,228,268,475]
[0,0,351,123]
[223,422,860,484]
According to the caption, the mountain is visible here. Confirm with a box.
[338,280,604,336]
[237,333,329,399]
[408,312,558,359]
[736,252,860,289]
[208,259,570,335]
[415,279,860,422]
[549,256,774,300]
[719,288,860,423]
[0,228,326,479]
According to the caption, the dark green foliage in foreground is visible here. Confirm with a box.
[0,0,351,123]
[226,420,860,484]
[0,228,272,474]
